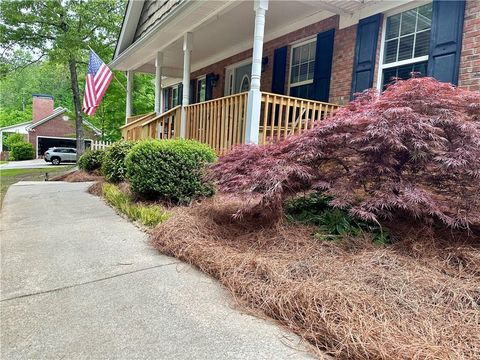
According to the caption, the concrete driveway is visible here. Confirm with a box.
[0,159,59,170]
[0,181,313,359]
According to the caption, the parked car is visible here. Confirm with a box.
[44,147,77,165]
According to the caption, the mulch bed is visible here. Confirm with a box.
[151,195,480,359]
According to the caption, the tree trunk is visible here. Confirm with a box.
[68,58,85,160]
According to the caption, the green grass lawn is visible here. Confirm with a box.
[0,166,74,204]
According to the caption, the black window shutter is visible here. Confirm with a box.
[271,46,287,94]
[205,73,215,101]
[427,0,465,85]
[351,14,381,98]
[312,29,335,102]
[190,79,196,103]
[165,88,171,111]
[177,84,183,106]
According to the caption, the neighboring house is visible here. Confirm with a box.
[112,0,479,153]
[0,94,101,159]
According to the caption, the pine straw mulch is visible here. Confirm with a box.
[151,196,480,360]
[54,169,104,183]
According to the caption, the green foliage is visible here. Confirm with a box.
[285,192,390,244]
[78,149,105,173]
[126,139,217,203]
[0,108,31,128]
[102,141,135,183]
[0,0,126,146]
[3,133,26,150]
[10,141,34,161]
[102,183,169,227]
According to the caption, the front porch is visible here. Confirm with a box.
[113,0,372,152]
[121,91,339,154]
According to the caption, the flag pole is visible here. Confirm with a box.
[87,46,127,92]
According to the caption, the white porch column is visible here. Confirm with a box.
[126,70,133,123]
[245,0,268,144]
[155,52,164,115]
[180,32,193,138]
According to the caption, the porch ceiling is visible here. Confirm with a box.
[111,0,397,78]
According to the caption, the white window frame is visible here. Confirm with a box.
[196,75,206,103]
[376,1,432,90]
[224,58,252,96]
[287,37,317,95]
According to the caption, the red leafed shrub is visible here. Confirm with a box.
[209,77,480,228]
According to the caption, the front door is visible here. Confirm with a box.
[225,61,252,95]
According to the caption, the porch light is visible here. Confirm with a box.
[210,74,220,87]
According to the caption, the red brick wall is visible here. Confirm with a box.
[32,96,54,123]
[459,0,480,91]
[186,0,478,107]
[191,15,350,104]
[330,24,357,104]
[28,115,98,156]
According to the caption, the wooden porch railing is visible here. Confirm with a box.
[120,92,340,153]
[259,92,340,144]
[185,92,248,154]
[141,105,181,140]
[120,112,156,141]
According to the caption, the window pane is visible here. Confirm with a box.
[307,62,315,80]
[292,47,300,65]
[290,41,316,85]
[417,3,432,31]
[384,39,398,63]
[300,44,309,63]
[398,34,414,61]
[386,13,401,40]
[412,61,428,76]
[382,60,428,89]
[400,9,417,36]
[397,64,413,79]
[414,30,430,57]
[290,84,315,99]
[299,63,308,82]
[382,67,398,88]
[291,65,299,84]
[309,41,316,61]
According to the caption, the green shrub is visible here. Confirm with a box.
[10,141,35,161]
[285,192,390,244]
[101,141,135,183]
[126,139,216,203]
[78,149,104,173]
[102,183,169,227]
[4,133,25,150]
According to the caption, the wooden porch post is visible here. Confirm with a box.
[245,0,268,144]
[155,52,163,115]
[180,32,193,138]
[126,70,133,124]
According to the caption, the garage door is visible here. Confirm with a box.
[37,137,92,157]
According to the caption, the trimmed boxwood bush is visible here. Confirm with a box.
[102,141,135,183]
[78,149,104,173]
[10,141,35,160]
[126,139,216,203]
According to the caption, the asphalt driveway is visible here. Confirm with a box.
[0,181,313,359]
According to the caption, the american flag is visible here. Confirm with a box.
[82,50,113,116]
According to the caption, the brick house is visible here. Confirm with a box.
[0,94,101,159]
[112,0,479,153]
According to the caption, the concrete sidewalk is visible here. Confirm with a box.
[0,182,313,359]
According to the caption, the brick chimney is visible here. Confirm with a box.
[32,94,54,123]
